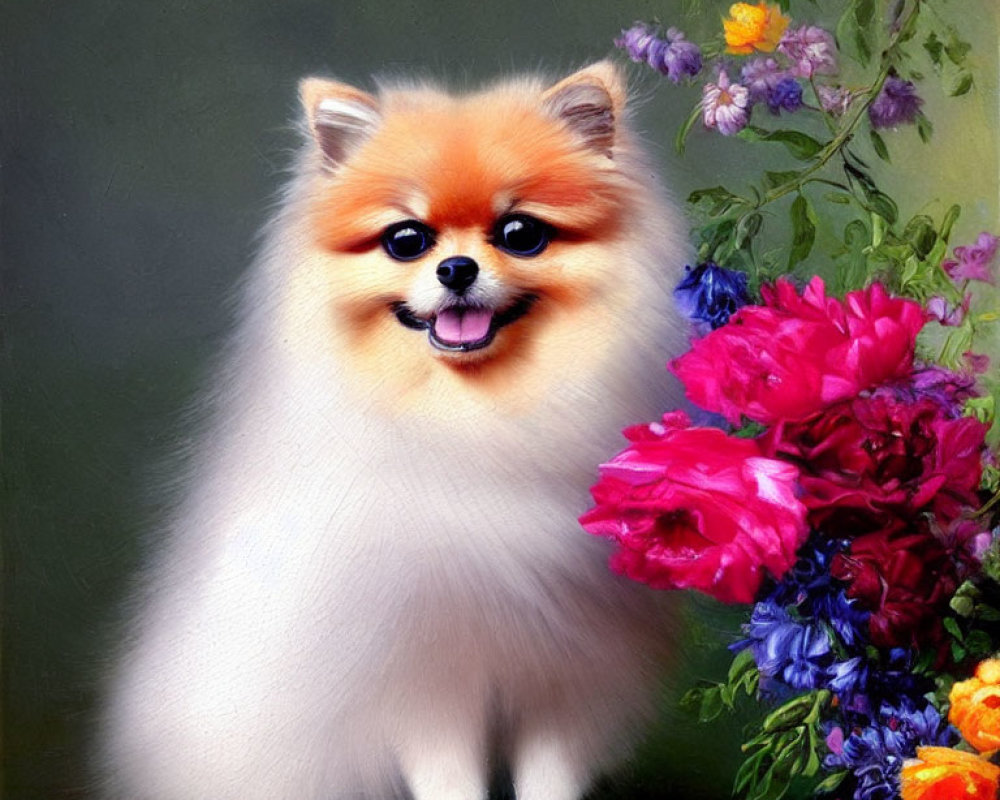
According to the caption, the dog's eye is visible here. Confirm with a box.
[381,221,436,261]
[492,214,552,257]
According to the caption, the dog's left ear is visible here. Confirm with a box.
[542,61,626,156]
[300,77,381,167]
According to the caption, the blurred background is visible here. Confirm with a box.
[2,2,997,798]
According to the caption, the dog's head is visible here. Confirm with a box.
[294,63,669,415]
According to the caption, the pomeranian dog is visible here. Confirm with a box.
[99,61,689,800]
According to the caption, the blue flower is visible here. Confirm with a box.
[826,656,867,696]
[782,624,831,690]
[767,76,804,114]
[765,534,870,649]
[877,698,956,752]
[825,726,904,800]
[673,262,750,329]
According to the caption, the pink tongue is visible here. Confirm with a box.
[433,308,493,344]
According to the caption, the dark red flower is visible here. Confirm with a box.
[831,529,958,649]
[763,389,987,534]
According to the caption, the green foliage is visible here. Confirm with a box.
[733,691,831,800]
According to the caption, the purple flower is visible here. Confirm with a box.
[778,25,838,78]
[702,70,750,136]
[741,57,785,104]
[818,84,852,116]
[767,77,803,114]
[615,22,658,63]
[943,232,999,284]
[659,28,703,83]
[965,351,990,373]
[896,364,979,418]
[868,76,923,129]
[614,24,702,83]
[673,262,750,330]
[926,293,970,326]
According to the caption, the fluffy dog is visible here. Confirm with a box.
[99,61,688,800]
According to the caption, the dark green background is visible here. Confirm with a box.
[2,2,996,799]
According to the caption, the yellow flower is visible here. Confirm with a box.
[949,657,1000,753]
[900,746,1000,800]
[723,2,790,55]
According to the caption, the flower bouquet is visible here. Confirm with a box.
[581,2,1000,799]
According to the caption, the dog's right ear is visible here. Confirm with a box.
[299,78,380,167]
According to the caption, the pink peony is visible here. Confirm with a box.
[669,277,927,425]
[579,411,808,603]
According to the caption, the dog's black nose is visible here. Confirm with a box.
[436,256,479,294]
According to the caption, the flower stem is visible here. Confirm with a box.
[758,0,923,209]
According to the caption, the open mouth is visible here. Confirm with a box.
[391,295,537,352]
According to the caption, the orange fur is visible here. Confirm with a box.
[292,75,652,420]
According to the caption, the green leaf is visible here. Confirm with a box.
[943,616,964,641]
[675,103,703,155]
[763,170,802,191]
[679,687,704,716]
[736,212,764,248]
[950,594,976,617]
[940,203,961,241]
[917,113,934,143]
[869,129,890,162]
[903,215,937,258]
[814,770,850,793]
[949,71,974,97]
[862,187,899,225]
[966,629,994,657]
[699,686,724,722]
[762,693,815,734]
[788,194,817,270]
[945,32,972,66]
[923,31,944,69]
[688,186,737,206]
[738,126,826,160]
[728,645,757,683]
[854,0,874,25]
[852,0,875,64]
[824,192,852,204]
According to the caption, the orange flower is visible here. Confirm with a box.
[900,746,1000,800]
[949,657,1000,752]
[723,2,790,55]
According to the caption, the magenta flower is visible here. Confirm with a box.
[580,411,808,604]
[669,278,927,426]
[702,70,750,136]
[778,25,838,78]
[868,76,923,129]
[943,232,999,284]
